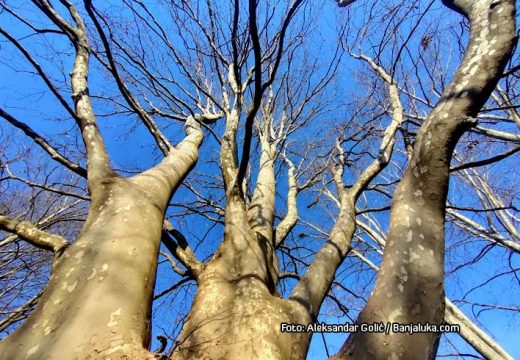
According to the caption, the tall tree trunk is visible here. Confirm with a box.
[0,128,203,359]
[0,0,204,356]
[170,19,408,356]
[333,1,516,359]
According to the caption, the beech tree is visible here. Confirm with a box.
[0,0,208,358]
[0,0,518,359]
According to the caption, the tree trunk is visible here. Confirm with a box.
[333,1,516,359]
[169,186,313,359]
[170,108,316,359]
[0,132,203,359]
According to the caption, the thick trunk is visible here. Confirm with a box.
[169,105,317,359]
[169,263,312,360]
[0,124,203,359]
[0,1,204,358]
[335,137,487,357]
[170,189,312,360]
[334,166,447,359]
[0,178,164,359]
[350,242,514,360]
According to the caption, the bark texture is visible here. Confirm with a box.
[350,238,514,360]
[169,199,313,359]
[333,1,517,359]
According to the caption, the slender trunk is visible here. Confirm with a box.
[333,1,516,359]
[290,195,357,317]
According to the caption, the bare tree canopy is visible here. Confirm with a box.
[0,0,518,359]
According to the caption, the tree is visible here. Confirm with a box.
[0,0,518,359]
[0,0,206,358]
[331,0,517,359]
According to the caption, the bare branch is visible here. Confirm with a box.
[0,108,87,178]
[275,155,298,246]
[290,51,405,317]
[162,220,203,280]
[445,299,514,360]
[84,1,173,156]
[0,215,69,254]
[0,291,43,333]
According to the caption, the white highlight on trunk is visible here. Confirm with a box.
[107,308,123,327]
